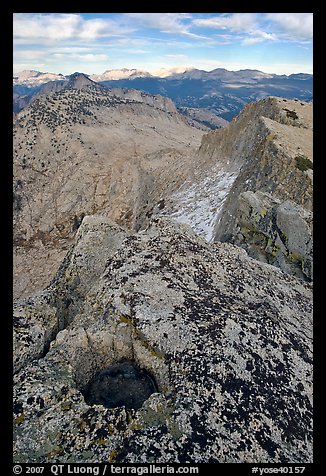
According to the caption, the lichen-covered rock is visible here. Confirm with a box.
[13,215,126,373]
[234,191,313,281]
[13,216,313,463]
[13,299,58,373]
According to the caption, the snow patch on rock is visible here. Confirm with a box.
[164,167,237,242]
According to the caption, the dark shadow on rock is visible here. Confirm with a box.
[82,360,158,410]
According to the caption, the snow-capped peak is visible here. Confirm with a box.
[13,70,66,86]
[150,66,195,78]
[90,69,153,81]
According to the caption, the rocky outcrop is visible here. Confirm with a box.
[212,97,312,243]
[110,87,178,114]
[13,216,313,463]
[13,216,127,373]
[233,191,313,281]
[177,107,229,131]
[161,97,313,280]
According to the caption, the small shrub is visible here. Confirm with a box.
[13,192,22,211]
[72,212,85,231]
[283,108,298,120]
[295,154,313,172]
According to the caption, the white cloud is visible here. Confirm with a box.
[13,63,46,73]
[194,13,312,45]
[12,13,312,76]
[52,53,109,62]
[126,13,189,33]
[242,37,264,46]
[78,18,130,40]
[105,38,149,47]
[13,48,110,65]
[13,13,81,40]
[193,13,279,46]
[125,13,208,39]
[265,13,313,40]
[185,59,224,70]
[156,39,196,49]
[14,50,47,61]
[242,29,277,45]
[125,49,150,54]
[252,30,277,41]
[78,19,108,39]
[13,13,134,41]
[52,47,93,53]
[193,13,258,33]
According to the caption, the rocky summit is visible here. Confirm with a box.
[13,216,312,463]
[13,80,313,464]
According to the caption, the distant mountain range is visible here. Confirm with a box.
[13,66,313,86]
[13,67,313,122]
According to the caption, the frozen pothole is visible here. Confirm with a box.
[82,360,158,409]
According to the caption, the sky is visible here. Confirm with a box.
[13,13,313,76]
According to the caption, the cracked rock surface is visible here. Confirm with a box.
[234,191,313,281]
[13,215,313,463]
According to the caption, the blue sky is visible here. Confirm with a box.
[13,13,313,75]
